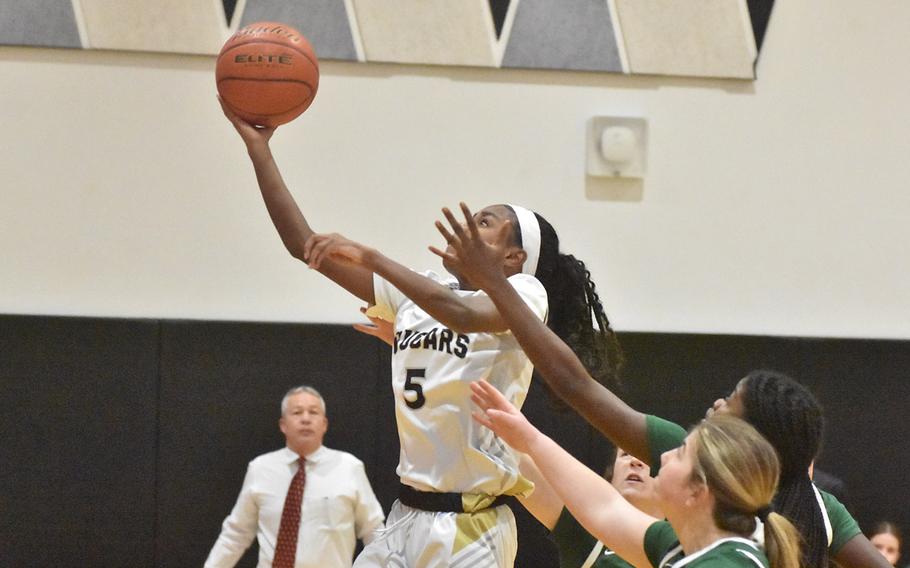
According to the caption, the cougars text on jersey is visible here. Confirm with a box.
[393,327,470,358]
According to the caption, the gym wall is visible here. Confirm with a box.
[1,0,908,565]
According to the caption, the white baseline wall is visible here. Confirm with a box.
[1,0,908,339]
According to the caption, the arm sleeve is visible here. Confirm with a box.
[505,273,548,322]
[351,461,385,545]
[204,464,259,568]
[645,415,688,477]
[819,489,861,554]
[643,521,679,568]
[552,507,602,568]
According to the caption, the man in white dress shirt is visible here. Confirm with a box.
[205,386,385,568]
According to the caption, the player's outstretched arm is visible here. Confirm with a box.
[432,203,652,464]
[471,380,654,568]
[834,535,893,568]
[516,454,565,531]
[219,96,374,303]
[305,232,510,334]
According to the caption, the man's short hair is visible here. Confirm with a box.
[280,385,326,416]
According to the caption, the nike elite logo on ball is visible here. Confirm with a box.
[233,54,293,65]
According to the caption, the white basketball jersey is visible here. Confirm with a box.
[372,270,548,495]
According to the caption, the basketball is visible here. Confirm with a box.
[216,22,319,127]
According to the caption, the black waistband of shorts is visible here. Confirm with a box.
[398,483,516,513]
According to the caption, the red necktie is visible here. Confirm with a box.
[273,458,306,568]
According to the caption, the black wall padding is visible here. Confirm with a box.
[1,314,907,568]
[0,315,160,567]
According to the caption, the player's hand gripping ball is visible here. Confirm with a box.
[216,22,319,127]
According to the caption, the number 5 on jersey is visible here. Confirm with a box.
[404,368,426,409]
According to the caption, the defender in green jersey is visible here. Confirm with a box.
[433,204,889,568]
[472,380,801,567]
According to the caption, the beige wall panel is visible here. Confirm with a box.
[80,0,225,54]
[616,0,756,79]
[352,0,497,66]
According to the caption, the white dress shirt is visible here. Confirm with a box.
[205,446,385,568]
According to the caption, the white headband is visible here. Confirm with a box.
[508,204,541,277]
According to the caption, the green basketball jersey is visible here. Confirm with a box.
[644,521,769,567]
[644,415,862,554]
[552,507,636,568]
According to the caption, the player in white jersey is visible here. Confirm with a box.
[373,267,545,497]
[220,103,622,567]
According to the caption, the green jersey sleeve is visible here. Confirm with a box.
[645,415,687,477]
[643,520,680,567]
[552,508,639,568]
[553,507,600,568]
[818,489,861,554]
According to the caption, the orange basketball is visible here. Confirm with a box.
[216,22,319,127]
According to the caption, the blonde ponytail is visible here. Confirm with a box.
[693,416,804,568]
[763,512,801,568]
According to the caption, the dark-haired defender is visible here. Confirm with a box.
[432,203,889,568]
[219,102,620,567]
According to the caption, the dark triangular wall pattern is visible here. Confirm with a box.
[222,0,238,27]
[488,0,511,38]
[0,0,770,79]
[747,0,775,51]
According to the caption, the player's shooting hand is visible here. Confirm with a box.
[217,95,275,148]
[304,233,375,270]
[429,202,510,291]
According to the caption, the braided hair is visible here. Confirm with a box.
[741,370,827,568]
[506,207,623,390]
